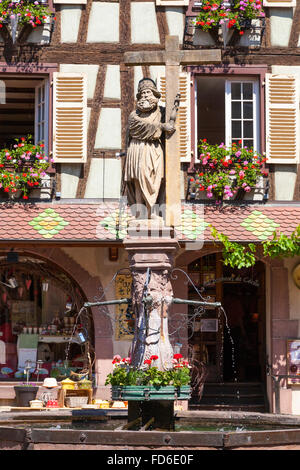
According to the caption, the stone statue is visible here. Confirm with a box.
[122,78,180,219]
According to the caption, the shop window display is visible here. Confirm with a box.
[0,256,94,382]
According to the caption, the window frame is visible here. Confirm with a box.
[188,65,267,171]
[225,77,260,153]
[0,63,58,173]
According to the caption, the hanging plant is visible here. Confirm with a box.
[189,139,267,201]
[0,135,52,199]
[194,0,265,35]
[0,0,55,29]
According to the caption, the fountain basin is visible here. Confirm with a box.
[2,409,300,450]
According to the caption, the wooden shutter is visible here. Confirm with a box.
[265,74,299,164]
[263,0,296,6]
[158,72,192,163]
[53,72,87,163]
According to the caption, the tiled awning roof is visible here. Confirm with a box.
[0,201,299,243]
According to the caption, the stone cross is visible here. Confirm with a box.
[124,36,221,227]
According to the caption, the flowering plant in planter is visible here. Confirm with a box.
[105,354,191,387]
[189,139,267,201]
[0,136,51,198]
[194,0,265,34]
[0,0,55,29]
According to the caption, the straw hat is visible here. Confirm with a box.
[42,378,58,388]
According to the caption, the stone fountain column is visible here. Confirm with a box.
[123,222,180,429]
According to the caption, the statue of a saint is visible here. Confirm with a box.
[122,78,180,219]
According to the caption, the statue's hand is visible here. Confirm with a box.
[161,122,176,134]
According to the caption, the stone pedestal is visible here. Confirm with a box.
[123,221,179,370]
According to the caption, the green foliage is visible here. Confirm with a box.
[210,225,257,268]
[105,355,191,387]
[210,224,300,269]
[263,226,300,259]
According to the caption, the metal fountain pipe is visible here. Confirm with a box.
[84,296,221,309]
[172,297,222,308]
[83,299,129,308]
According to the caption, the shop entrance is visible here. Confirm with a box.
[188,253,266,385]
[0,252,94,382]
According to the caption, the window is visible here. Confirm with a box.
[0,71,87,164]
[0,75,49,153]
[196,76,260,152]
[225,79,260,151]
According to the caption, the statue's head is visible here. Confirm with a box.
[136,78,161,112]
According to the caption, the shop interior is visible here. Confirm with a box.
[188,254,266,385]
[0,253,94,382]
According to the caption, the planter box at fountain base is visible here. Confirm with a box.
[112,385,191,401]
[112,386,191,430]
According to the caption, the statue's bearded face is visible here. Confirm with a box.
[137,88,159,112]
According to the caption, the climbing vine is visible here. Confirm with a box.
[210,224,300,268]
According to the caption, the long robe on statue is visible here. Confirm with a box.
[123,106,165,209]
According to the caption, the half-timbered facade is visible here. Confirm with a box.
[0,0,299,415]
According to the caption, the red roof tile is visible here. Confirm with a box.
[0,201,298,243]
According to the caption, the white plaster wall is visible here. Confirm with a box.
[60,164,82,198]
[270,8,293,47]
[87,2,119,43]
[149,65,166,90]
[103,65,121,100]
[274,166,297,200]
[84,157,122,198]
[165,7,184,44]
[60,64,99,100]
[131,2,160,44]
[95,108,122,149]
[61,5,82,43]
[134,66,144,96]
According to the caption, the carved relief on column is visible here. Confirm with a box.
[124,231,179,371]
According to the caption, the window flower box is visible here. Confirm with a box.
[106,354,192,402]
[193,0,265,46]
[0,1,55,44]
[187,139,268,202]
[111,385,191,402]
[0,136,51,200]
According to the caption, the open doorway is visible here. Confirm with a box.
[188,254,266,384]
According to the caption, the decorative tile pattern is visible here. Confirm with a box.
[240,210,280,240]
[176,208,209,240]
[28,208,69,239]
[0,202,298,242]
[100,208,133,239]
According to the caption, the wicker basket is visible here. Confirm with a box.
[65,396,89,408]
